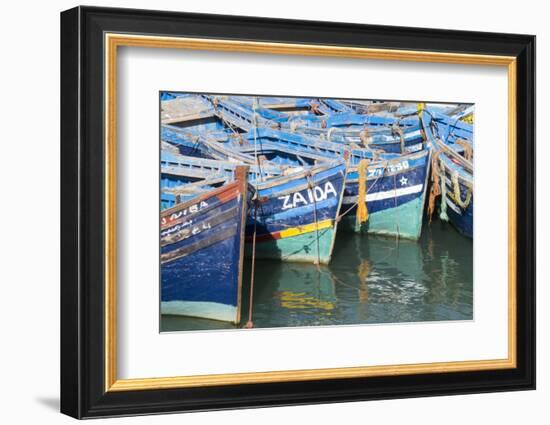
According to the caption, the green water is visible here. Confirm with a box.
[161,217,473,332]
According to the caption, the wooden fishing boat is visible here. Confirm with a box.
[247,159,347,264]
[420,109,474,238]
[160,93,216,125]
[433,152,473,238]
[290,121,425,153]
[230,95,313,112]
[236,128,431,241]
[161,145,347,264]
[164,97,431,241]
[204,96,423,156]
[160,167,249,323]
[285,111,418,131]
[341,148,431,240]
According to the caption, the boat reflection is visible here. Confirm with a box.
[161,221,472,331]
[245,261,338,328]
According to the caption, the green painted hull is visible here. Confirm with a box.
[342,197,425,240]
[246,227,336,264]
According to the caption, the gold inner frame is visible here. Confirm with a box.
[104,33,517,392]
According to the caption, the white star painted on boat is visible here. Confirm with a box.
[399,176,408,186]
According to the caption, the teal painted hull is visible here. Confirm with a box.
[246,227,336,264]
[342,196,425,240]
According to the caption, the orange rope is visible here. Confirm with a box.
[455,138,473,161]
[359,127,370,148]
[427,151,442,223]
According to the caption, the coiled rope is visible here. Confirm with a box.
[451,171,472,209]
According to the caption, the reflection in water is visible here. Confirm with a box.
[250,261,337,328]
[161,218,473,331]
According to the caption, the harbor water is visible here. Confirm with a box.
[161,215,473,332]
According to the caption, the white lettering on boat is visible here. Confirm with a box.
[161,220,212,240]
[161,200,209,226]
[279,182,338,210]
[368,160,410,178]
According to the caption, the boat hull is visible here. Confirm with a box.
[341,150,430,240]
[341,195,426,240]
[441,165,473,238]
[160,180,248,323]
[246,162,346,264]
[445,195,473,238]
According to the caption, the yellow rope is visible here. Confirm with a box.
[356,159,370,225]
[451,171,472,209]
[427,151,442,222]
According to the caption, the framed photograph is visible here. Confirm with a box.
[60,6,535,419]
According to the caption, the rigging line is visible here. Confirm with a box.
[252,97,265,182]
[244,203,259,329]
[393,172,400,246]
[307,172,322,268]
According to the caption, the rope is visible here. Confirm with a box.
[427,150,442,222]
[393,172,400,240]
[336,161,388,222]
[310,101,320,115]
[451,171,472,209]
[455,138,473,161]
[251,97,265,182]
[244,203,258,329]
[440,170,449,222]
[356,159,370,225]
[391,124,405,153]
[306,172,322,267]
[359,127,370,148]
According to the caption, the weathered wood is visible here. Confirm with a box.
[161,96,215,124]
[161,224,238,263]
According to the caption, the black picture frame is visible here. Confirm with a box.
[61,5,535,419]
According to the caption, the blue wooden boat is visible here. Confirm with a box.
[164,97,432,242]
[246,160,347,264]
[316,99,355,114]
[433,152,473,238]
[341,148,431,240]
[427,109,474,147]
[420,109,474,238]
[161,145,347,264]
[160,167,249,323]
[231,96,313,112]
[285,111,418,131]
[161,93,216,125]
[194,125,430,241]
[206,95,424,154]
[206,97,468,153]
[237,128,431,240]
[290,121,425,153]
